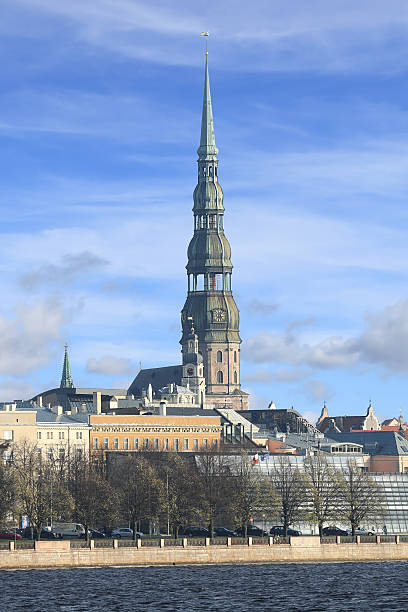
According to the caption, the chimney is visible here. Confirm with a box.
[38,395,43,407]
[93,392,102,414]
[71,405,78,415]
[159,400,167,416]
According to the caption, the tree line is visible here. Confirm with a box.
[0,443,386,538]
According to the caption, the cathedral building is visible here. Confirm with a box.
[128,54,248,411]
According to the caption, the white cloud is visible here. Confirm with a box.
[0,299,66,376]
[86,356,134,376]
[244,299,408,375]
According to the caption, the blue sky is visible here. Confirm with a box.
[1,0,408,424]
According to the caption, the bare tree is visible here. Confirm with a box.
[269,457,306,536]
[67,453,119,536]
[13,442,73,538]
[0,456,15,524]
[337,462,386,536]
[154,453,202,537]
[115,454,165,536]
[196,450,234,537]
[303,455,343,536]
[231,452,278,537]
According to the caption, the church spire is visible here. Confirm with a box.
[60,343,74,389]
[197,55,218,159]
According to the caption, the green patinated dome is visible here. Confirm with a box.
[187,231,232,273]
[193,180,224,212]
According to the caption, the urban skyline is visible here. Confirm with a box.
[1,1,408,423]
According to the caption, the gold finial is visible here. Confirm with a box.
[201,30,209,55]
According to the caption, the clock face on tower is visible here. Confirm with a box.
[212,308,226,322]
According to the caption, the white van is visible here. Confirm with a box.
[52,523,86,539]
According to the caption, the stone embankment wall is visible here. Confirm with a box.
[2,536,408,570]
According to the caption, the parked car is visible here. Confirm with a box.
[322,526,348,536]
[269,526,302,536]
[346,527,375,536]
[52,523,86,539]
[0,530,22,540]
[237,526,268,537]
[87,528,106,539]
[214,527,238,537]
[179,526,210,537]
[111,528,143,538]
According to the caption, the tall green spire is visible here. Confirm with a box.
[60,343,74,389]
[197,55,218,159]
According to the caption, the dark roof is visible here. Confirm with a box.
[328,431,408,455]
[318,416,366,433]
[128,365,182,397]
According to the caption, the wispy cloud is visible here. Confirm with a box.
[20,251,108,290]
[8,0,408,73]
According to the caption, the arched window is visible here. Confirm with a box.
[217,370,223,384]
[234,371,238,384]
[216,350,223,363]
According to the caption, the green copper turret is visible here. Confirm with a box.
[181,55,246,407]
[60,343,74,389]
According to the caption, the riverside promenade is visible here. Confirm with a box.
[2,535,408,569]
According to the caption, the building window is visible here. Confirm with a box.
[216,350,223,363]
[76,448,83,459]
[143,438,149,449]
[203,439,208,450]
[193,439,199,451]
[217,370,223,384]
[76,431,82,440]
[113,438,119,450]
[59,431,64,440]
[124,438,129,450]
[59,447,65,461]
[174,439,179,451]
[212,439,218,449]
[184,439,189,450]
[153,438,159,450]
[103,438,108,450]
[234,371,238,384]
[234,351,237,363]
[47,432,53,440]
[3,430,13,441]
[47,448,53,461]
[133,438,139,450]
[93,438,98,450]
[37,448,42,460]
[37,432,41,440]
[164,438,169,451]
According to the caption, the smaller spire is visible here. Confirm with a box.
[197,54,218,158]
[60,343,74,389]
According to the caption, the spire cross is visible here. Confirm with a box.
[201,30,209,55]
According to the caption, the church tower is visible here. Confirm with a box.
[60,343,74,389]
[180,54,248,410]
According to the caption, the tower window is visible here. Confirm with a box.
[216,350,223,363]
[217,370,224,384]
[234,351,237,363]
[209,215,216,228]
[196,274,204,290]
[209,166,213,177]
[234,371,238,384]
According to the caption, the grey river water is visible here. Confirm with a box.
[1,562,408,611]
